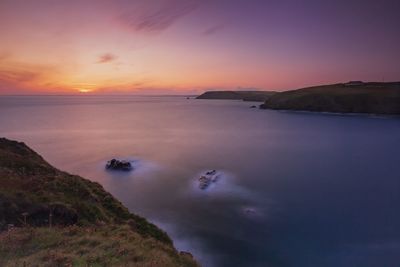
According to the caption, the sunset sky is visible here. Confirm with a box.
[1,0,399,94]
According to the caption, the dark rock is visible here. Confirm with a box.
[250,105,257,108]
[106,159,133,171]
[198,170,220,190]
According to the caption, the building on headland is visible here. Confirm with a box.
[344,81,364,86]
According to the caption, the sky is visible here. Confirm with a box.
[0,0,399,94]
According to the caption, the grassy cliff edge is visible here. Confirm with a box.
[0,138,198,267]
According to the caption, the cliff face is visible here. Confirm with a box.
[196,91,276,101]
[0,138,198,267]
[260,82,400,115]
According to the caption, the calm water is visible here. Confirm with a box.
[1,96,400,267]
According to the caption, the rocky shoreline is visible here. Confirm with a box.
[106,158,133,171]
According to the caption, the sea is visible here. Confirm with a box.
[1,95,399,267]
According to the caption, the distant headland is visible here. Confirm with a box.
[197,82,400,115]
[260,81,400,115]
[196,90,277,102]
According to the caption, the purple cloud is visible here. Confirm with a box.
[203,24,224,36]
[97,53,117,64]
[0,69,39,82]
[119,0,199,33]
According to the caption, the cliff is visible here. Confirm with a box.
[196,91,276,102]
[0,138,198,267]
[260,82,400,115]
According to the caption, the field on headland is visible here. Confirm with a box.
[260,82,400,115]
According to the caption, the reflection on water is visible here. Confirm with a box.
[1,95,400,267]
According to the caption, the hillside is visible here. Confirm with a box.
[196,91,276,101]
[260,82,400,115]
[0,138,198,267]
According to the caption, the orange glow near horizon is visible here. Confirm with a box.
[0,1,399,95]
[78,89,93,93]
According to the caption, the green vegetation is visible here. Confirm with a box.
[0,225,197,267]
[196,90,276,101]
[0,138,198,266]
[260,82,400,115]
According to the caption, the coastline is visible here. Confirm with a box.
[0,138,199,267]
[261,107,400,119]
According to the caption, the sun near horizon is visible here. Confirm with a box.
[0,0,399,95]
[1,2,400,267]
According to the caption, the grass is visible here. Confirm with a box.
[0,225,198,267]
[0,138,171,243]
[0,138,199,266]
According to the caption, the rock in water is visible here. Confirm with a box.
[198,170,220,189]
[106,159,133,171]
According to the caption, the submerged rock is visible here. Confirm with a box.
[106,159,133,171]
[243,207,257,215]
[241,206,264,219]
[198,170,220,190]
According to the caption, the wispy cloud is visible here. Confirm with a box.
[203,24,224,36]
[0,52,11,62]
[0,69,39,82]
[0,58,65,94]
[118,0,199,33]
[97,53,117,64]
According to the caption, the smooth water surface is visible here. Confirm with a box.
[1,96,399,267]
